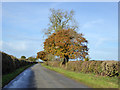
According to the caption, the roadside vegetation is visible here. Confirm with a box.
[41,63,119,88]
[44,61,119,77]
[1,51,37,87]
[37,8,119,88]
[2,64,34,88]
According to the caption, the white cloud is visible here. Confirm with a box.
[87,35,117,49]
[90,48,118,60]
[2,40,44,58]
[3,41,27,51]
[82,19,104,29]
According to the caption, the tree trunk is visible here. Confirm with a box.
[62,55,69,65]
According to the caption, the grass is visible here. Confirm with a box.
[41,63,119,88]
[2,64,35,88]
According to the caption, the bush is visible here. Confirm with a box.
[2,52,15,74]
[2,52,37,75]
[45,60,119,77]
[101,61,119,77]
[81,61,92,73]
[66,61,83,72]
[21,56,26,59]
[84,56,90,61]
[94,61,103,75]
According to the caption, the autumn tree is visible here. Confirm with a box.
[28,56,37,62]
[45,8,78,35]
[45,53,56,61]
[44,29,88,64]
[37,51,48,61]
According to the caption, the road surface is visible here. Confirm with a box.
[3,63,88,88]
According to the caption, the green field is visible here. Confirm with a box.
[2,64,35,88]
[41,63,119,88]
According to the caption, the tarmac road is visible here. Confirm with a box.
[3,63,88,88]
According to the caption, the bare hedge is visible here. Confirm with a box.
[45,60,119,77]
[2,52,37,75]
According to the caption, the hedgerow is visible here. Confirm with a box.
[2,52,37,75]
[44,60,119,77]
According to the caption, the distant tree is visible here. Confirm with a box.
[37,51,48,61]
[28,56,37,62]
[21,56,26,59]
[45,53,56,61]
[44,29,88,64]
[37,51,57,61]
[45,8,78,35]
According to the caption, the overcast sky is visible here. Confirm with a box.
[2,2,118,60]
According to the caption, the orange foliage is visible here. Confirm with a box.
[37,51,48,61]
[44,29,88,60]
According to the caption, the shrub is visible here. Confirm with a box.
[2,52,15,74]
[84,56,90,61]
[94,61,103,75]
[66,61,83,72]
[81,61,92,73]
[101,61,119,77]
[21,56,26,59]
[2,52,37,75]
[45,60,119,77]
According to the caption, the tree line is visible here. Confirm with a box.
[21,55,37,62]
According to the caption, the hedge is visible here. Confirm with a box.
[44,60,119,77]
[1,52,37,75]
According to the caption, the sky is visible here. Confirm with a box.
[1,2,118,60]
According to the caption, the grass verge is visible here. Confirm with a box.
[41,63,119,88]
[2,64,35,88]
